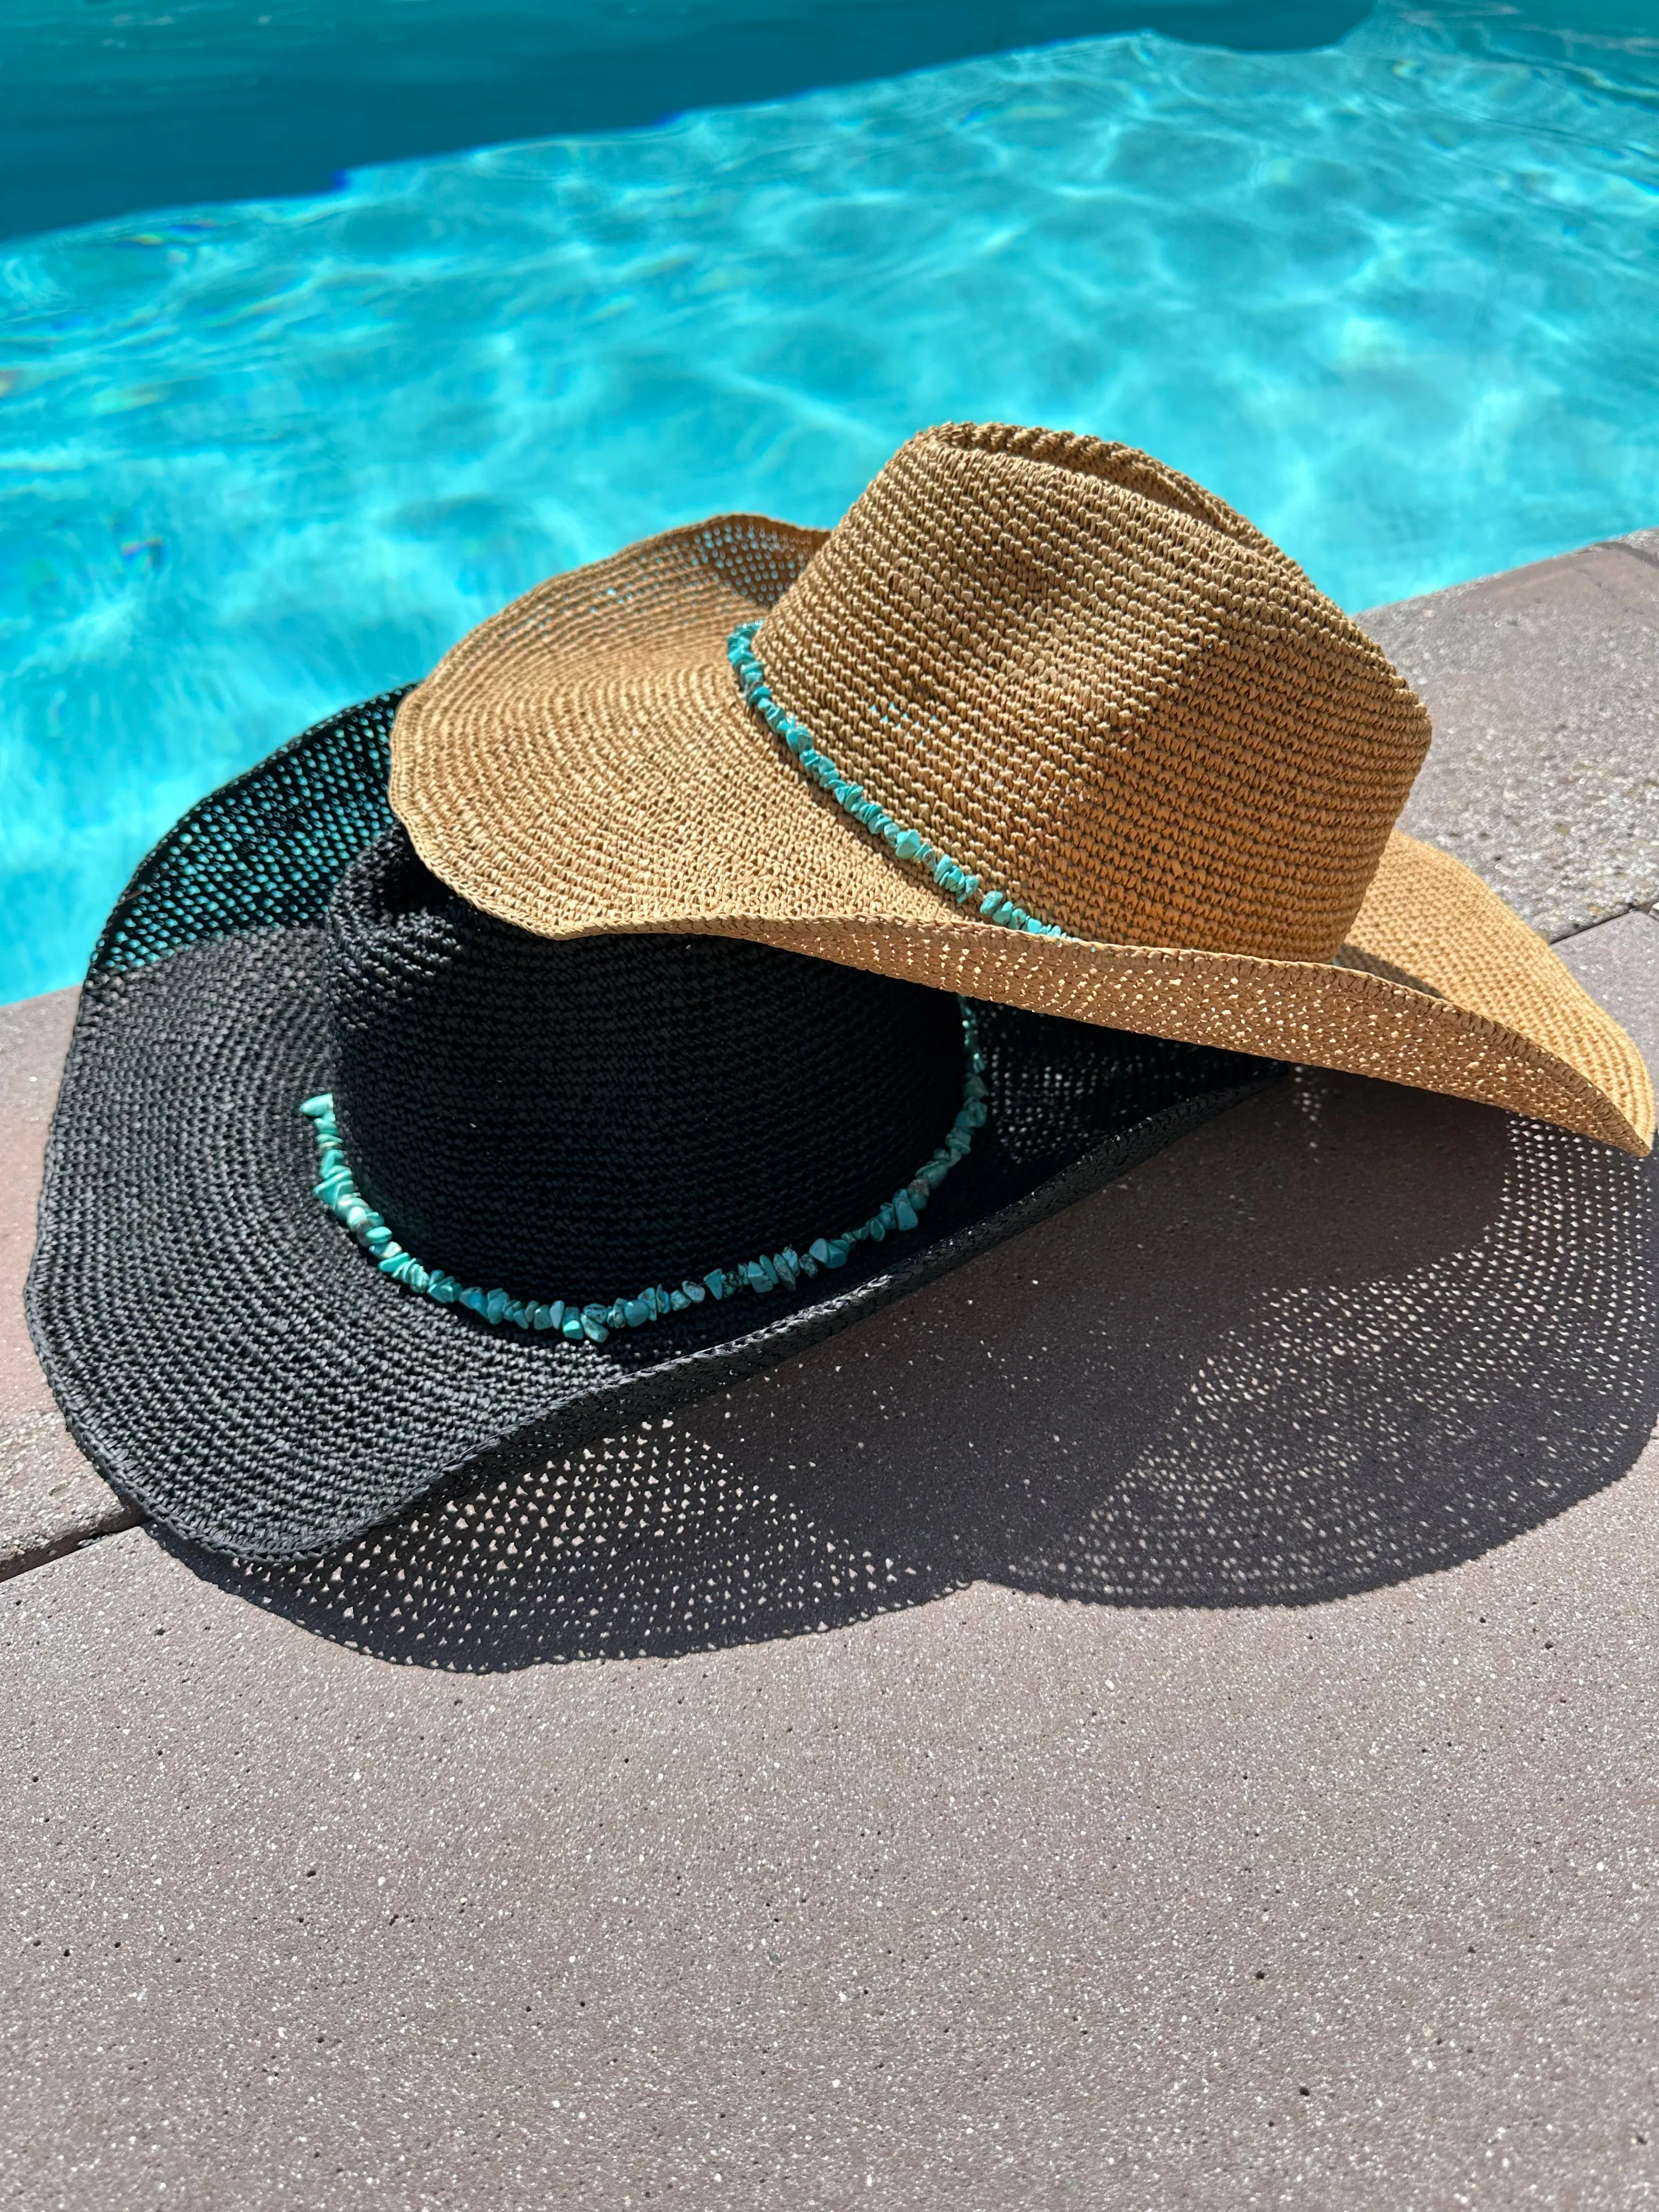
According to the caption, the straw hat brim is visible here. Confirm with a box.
[391,517,1655,1159]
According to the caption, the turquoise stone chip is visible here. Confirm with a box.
[682,1279,707,1304]
[299,1094,332,1118]
[405,1264,431,1294]
[624,1296,651,1328]
[704,1271,726,1299]
[484,1288,510,1324]
[824,1239,851,1267]
[429,1277,459,1304]
[669,1290,690,1312]
[561,1310,585,1341]
[894,1193,919,1232]
[808,1238,832,1265]
[580,1312,609,1344]
[505,1300,531,1328]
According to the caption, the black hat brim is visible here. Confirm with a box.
[26,694,1280,1560]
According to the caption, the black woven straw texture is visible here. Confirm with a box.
[27,695,1280,1562]
[329,826,965,1305]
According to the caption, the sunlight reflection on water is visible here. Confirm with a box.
[2,2,1657,995]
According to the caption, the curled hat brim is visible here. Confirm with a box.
[390,515,1654,1159]
[25,693,1275,1561]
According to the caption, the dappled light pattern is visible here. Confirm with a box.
[178,1069,1657,1666]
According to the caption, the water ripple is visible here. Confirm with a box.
[2,3,1657,995]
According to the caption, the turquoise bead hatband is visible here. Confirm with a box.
[301,1000,989,1345]
[727,621,1066,940]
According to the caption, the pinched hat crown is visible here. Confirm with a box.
[754,422,1432,962]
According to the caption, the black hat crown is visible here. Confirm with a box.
[324,825,966,1310]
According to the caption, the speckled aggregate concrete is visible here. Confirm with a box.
[5,1455,1659,2212]
[0,990,137,1576]
[1364,528,1659,941]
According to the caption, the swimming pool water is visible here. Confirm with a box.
[3,0,1658,998]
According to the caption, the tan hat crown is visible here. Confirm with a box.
[388,417,1650,1156]
[755,421,1433,963]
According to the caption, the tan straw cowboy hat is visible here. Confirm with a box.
[392,419,1654,1158]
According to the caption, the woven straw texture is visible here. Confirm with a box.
[26,697,1273,1560]
[391,421,1653,1156]
[328,822,965,1304]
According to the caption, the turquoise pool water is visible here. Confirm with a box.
[3,0,1658,998]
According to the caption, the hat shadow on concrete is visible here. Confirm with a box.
[163,1060,1658,1671]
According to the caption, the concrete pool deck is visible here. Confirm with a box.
[2,529,1657,2206]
